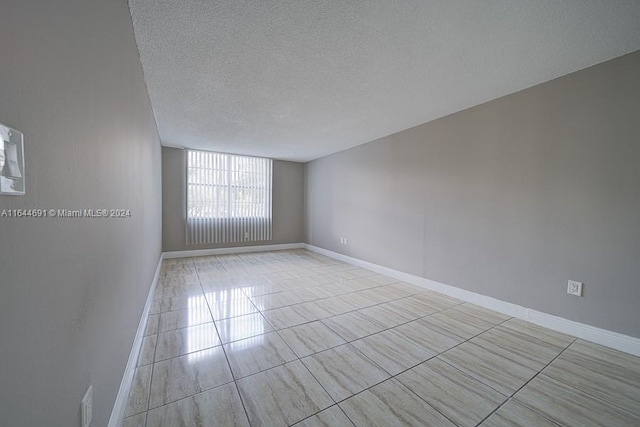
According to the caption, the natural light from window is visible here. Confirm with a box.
[186,150,272,245]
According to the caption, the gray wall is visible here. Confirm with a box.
[163,147,304,251]
[305,51,640,338]
[0,1,162,426]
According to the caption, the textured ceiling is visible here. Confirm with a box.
[129,1,640,162]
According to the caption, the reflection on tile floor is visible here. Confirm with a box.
[124,249,640,426]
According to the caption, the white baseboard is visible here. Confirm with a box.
[108,255,163,427]
[162,242,305,259]
[304,244,640,357]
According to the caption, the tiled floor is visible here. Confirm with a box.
[123,250,640,426]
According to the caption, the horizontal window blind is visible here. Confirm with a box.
[186,150,272,245]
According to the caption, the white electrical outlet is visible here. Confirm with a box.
[81,385,92,427]
[343,238,348,245]
[567,280,583,296]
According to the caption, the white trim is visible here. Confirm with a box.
[304,244,640,357]
[162,243,304,259]
[108,256,163,427]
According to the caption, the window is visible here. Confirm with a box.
[186,150,272,244]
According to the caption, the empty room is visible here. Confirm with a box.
[1,1,640,426]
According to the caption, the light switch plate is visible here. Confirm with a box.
[81,385,92,427]
[0,123,25,195]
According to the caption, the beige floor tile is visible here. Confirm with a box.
[237,360,333,426]
[351,329,433,375]
[154,322,220,361]
[382,282,424,298]
[472,325,565,370]
[386,296,442,319]
[198,269,244,281]
[161,295,194,313]
[149,346,233,408]
[343,268,375,279]
[397,358,506,427]
[340,378,456,427]
[288,287,324,302]
[250,292,301,311]
[216,312,274,344]
[514,375,640,426]
[149,296,162,315]
[328,271,362,292]
[399,295,453,313]
[296,300,336,319]
[279,321,347,358]
[137,335,157,367]
[262,304,317,329]
[204,275,266,290]
[439,341,538,396]
[330,263,359,273]
[498,318,574,349]
[448,303,510,325]
[303,285,336,299]
[269,279,303,292]
[158,301,213,332]
[353,287,396,303]
[322,311,386,341]
[159,271,193,281]
[410,290,462,310]
[307,274,338,286]
[358,303,415,328]
[242,283,284,298]
[208,297,258,321]
[201,270,233,280]
[302,344,390,401]
[567,339,640,374]
[340,292,380,310]
[144,314,159,336]
[543,341,640,416]
[264,270,298,281]
[124,364,152,417]
[480,400,557,427]
[160,275,199,286]
[225,331,297,379]
[365,274,399,286]
[293,275,325,286]
[323,281,359,294]
[161,283,203,298]
[202,287,249,304]
[356,284,397,300]
[310,296,355,316]
[391,318,463,354]
[122,412,146,427]
[293,405,354,427]
[146,383,249,427]
[422,307,497,339]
